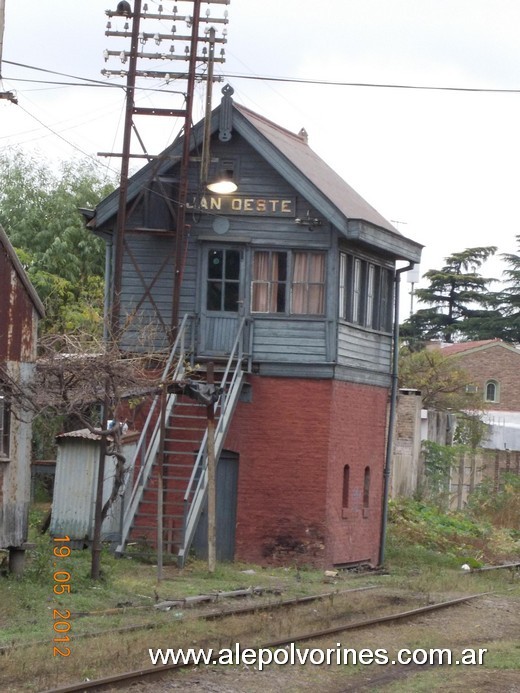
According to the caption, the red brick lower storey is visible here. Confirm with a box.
[225,376,388,568]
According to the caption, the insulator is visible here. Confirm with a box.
[220,48,225,57]
[124,21,129,30]
[224,10,229,20]
[106,21,112,29]
[165,73,171,84]
[173,4,178,15]
[103,49,109,62]
[120,70,126,77]
[120,51,127,63]
[154,32,161,45]
[158,4,163,13]
[171,25,176,34]
[206,8,210,17]
[143,3,148,11]
[170,45,175,53]
[185,46,190,55]
[202,46,207,56]
[186,15,192,28]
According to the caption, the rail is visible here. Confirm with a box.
[115,314,192,555]
[177,316,249,566]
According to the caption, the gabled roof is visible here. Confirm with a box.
[441,339,520,357]
[91,96,422,262]
[0,225,45,318]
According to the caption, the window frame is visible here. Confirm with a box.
[339,251,394,333]
[484,380,500,403]
[250,249,326,316]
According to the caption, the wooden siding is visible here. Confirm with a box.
[252,318,328,362]
[112,132,396,387]
[120,233,174,349]
[337,323,392,375]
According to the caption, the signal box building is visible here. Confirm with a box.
[88,89,422,568]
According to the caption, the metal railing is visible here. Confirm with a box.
[115,314,192,555]
[177,316,248,566]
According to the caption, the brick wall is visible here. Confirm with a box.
[453,345,520,411]
[225,376,388,568]
[326,380,388,567]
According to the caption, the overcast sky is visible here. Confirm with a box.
[2,0,520,317]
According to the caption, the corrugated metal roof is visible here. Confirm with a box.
[233,103,398,234]
[91,97,422,261]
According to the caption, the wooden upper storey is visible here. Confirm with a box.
[89,93,422,384]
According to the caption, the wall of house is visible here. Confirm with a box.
[224,376,386,568]
[326,380,387,567]
[0,245,39,363]
[454,346,520,411]
[0,362,34,549]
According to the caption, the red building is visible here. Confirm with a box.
[0,225,44,573]
[88,89,422,567]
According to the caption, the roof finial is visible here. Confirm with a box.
[299,128,308,143]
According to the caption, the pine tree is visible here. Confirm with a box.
[401,246,498,346]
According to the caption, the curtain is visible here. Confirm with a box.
[292,252,325,314]
[252,251,270,312]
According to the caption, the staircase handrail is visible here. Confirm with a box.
[115,313,192,554]
[178,317,248,564]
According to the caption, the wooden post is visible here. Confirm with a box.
[91,392,109,580]
[157,386,168,583]
[206,363,216,573]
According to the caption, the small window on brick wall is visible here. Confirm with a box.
[342,464,350,508]
[363,466,371,508]
[485,380,499,403]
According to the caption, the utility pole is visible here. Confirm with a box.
[0,0,17,103]
[102,0,229,343]
[206,362,216,573]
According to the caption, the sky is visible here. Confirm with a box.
[2,0,520,318]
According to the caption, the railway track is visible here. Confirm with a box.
[0,584,377,657]
[40,591,490,693]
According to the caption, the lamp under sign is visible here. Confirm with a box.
[206,168,237,195]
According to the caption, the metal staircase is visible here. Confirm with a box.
[115,315,249,563]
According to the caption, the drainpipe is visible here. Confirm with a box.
[379,261,415,567]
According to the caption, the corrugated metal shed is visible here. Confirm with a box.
[50,430,138,546]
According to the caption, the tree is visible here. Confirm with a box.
[492,235,520,342]
[401,246,498,346]
[0,151,115,335]
[399,347,482,412]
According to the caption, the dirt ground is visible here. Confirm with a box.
[128,594,520,693]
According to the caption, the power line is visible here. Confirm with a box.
[220,71,520,95]
[6,58,520,96]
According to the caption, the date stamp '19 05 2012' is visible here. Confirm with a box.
[52,536,72,657]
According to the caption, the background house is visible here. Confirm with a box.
[88,88,422,568]
[439,339,520,449]
[0,225,44,574]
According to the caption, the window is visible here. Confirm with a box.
[485,380,499,403]
[251,250,326,315]
[0,393,11,459]
[342,465,350,508]
[251,251,287,313]
[339,252,394,332]
[291,252,326,314]
[363,466,371,508]
[206,249,240,312]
